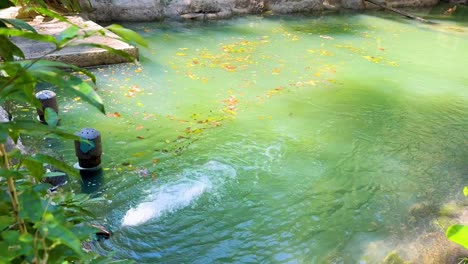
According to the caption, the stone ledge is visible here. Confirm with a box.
[0,8,138,67]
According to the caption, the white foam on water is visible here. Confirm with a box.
[121,161,236,227]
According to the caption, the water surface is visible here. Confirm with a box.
[54,11,468,263]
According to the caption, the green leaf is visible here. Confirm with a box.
[0,18,36,33]
[0,128,8,144]
[0,120,79,141]
[22,158,44,182]
[27,59,96,83]
[44,171,66,177]
[57,25,80,46]
[0,0,14,9]
[44,107,59,128]
[107,24,148,48]
[7,148,22,159]
[28,154,79,178]
[27,69,104,113]
[447,224,468,249]
[32,183,53,193]
[1,230,19,243]
[0,36,25,61]
[0,169,23,178]
[32,8,76,25]
[67,75,105,114]
[19,190,44,222]
[75,43,135,61]
[0,28,57,45]
[19,233,33,243]
[0,241,19,261]
[0,215,14,231]
[8,130,20,144]
[464,186,468,197]
[43,213,86,258]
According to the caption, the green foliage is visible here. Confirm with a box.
[107,24,149,48]
[0,3,143,263]
[446,186,468,249]
[11,0,83,13]
[447,224,468,249]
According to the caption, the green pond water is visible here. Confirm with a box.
[47,10,468,263]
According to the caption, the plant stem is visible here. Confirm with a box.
[0,144,27,233]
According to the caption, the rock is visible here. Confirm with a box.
[386,0,439,8]
[382,251,408,264]
[268,0,323,13]
[413,232,468,264]
[408,202,439,220]
[80,0,165,22]
[41,168,68,192]
[439,202,462,218]
[80,0,441,21]
[91,224,112,240]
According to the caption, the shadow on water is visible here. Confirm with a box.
[80,168,104,196]
[278,77,468,261]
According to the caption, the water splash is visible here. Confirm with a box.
[121,160,236,227]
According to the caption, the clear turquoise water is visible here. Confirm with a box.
[54,11,468,263]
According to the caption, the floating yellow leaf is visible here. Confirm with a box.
[362,55,382,63]
[272,68,281,75]
[319,49,334,56]
[132,152,145,157]
[222,64,237,72]
[176,52,187,56]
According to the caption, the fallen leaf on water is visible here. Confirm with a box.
[132,152,145,157]
[136,136,145,139]
[320,49,334,56]
[222,64,237,72]
[135,125,144,130]
[152,159,160,164]
[378,48,385,51]
[272,68,281,75]
[107,112,121,118]
[176,52,187,56]
[362,55,382,63]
